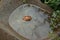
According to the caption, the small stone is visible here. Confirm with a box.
[23,16,32,21]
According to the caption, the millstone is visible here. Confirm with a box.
[9,4,51,40]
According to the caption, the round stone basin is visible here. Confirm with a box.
[9,4,51,40]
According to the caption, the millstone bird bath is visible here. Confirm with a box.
[9,4,51,40]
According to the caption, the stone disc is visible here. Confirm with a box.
[9,4,51,40]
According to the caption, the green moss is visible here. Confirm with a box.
[41,0,60,40]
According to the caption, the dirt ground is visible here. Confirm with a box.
[0,0,22,40]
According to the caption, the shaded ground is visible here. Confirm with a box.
[0,29,18,40]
